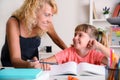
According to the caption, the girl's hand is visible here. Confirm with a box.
[87,39,99,50]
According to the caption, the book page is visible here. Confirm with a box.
[50,61,77,76]
[77,62,105,76]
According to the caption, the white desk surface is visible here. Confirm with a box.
[43,71,105,80]
[0,67,105,80]
[50,75,105,80]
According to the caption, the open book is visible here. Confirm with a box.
[50,61,105,76]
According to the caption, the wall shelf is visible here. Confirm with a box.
[92,19,106,22]
[110,45,120,48]
[89,0,120,54]
[89,0,119,25]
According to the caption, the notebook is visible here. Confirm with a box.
[50,61,105,76]
[0,68,43,79]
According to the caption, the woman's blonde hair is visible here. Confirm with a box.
[12,0,57,36]
[75,24,108,47]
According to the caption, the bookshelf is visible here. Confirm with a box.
[89,0,120,54]
[89,0,119,26]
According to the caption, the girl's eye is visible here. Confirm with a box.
[74,33,77,37]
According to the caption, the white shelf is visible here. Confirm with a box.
[92,19,106,22]
[39,51,55,54]
[110,45,120,48]
[39,52,55,59]
[89,0,119,25]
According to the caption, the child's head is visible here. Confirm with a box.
[75,24,98,39]
[74,24,108,47]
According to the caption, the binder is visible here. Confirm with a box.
[0,68,43,79]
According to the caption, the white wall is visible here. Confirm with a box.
[0,0,24,49]
[0,0,89,53]
[40,0,90,52]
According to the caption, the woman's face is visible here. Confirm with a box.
[73,31,90,50]
[36,3,53,31]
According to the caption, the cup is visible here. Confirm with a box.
[45,46,52,53]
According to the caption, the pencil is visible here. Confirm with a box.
[39,61,58,65]
[110,49,112,68]
[27,60,58,65]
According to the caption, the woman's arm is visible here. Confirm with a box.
[6,18,39,68]
[47,23,67,50]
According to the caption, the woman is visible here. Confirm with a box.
[1,0,67,68]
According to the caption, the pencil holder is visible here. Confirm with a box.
[106,67,120,80]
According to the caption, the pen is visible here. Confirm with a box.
[39,61,58,65]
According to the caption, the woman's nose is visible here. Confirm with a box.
[48,16,53,23]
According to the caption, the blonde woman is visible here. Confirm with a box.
[1,0,67,68]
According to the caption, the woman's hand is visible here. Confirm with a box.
[27,57,51,70]
[39,59,51,71]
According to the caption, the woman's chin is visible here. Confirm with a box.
[39,26,48,31]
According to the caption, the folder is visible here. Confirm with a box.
[0,68,43,79]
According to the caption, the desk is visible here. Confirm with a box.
[0,67,105,80]
[42,71,105,80]
[50,75,105,80]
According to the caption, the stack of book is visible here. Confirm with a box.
[0,68,49,80]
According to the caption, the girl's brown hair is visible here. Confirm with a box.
[75,24,108,47]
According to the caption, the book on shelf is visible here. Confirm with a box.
[112,3,120,17]
[109,26,120,46]
[50,61,105,76]
[93,1,98,19]
[0,68,49,80]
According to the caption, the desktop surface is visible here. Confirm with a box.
[49,74,105,80]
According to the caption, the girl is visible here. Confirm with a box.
[41,24,110,70]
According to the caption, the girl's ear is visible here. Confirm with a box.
[86,40,91,48]
[86,39,94,48]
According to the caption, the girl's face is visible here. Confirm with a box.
[73,31,91,50]
[36,3,53,31]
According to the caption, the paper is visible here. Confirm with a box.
[50,61,105,76]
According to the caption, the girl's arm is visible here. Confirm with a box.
[42,55,57,63]
[94,40,110,65]
[96,42,110,57]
